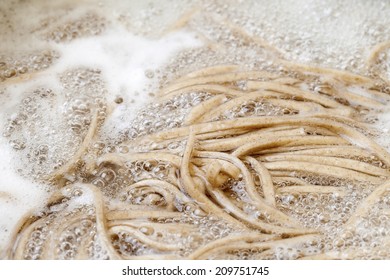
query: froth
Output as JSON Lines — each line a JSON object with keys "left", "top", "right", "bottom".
{"left": 51, "top": 27, "right": 204, "bottom": 137}
{"left": 0, "top": 138, "right": 51, "bottom": 254}
{"left": 0, "top": 91, "right": 53, "bottom": 252}
{"left": 54, "top": 27, "right": 202, "bottom": 101}
{"left": 32, "top": 25, "right": 202, "bottom": 140}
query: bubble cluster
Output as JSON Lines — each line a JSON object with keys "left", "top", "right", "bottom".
{"left": 23, "top": 224, "right": 50, "bottom": 260}
{"left": 18, "top": 183, "right": 114, "bottom": 260}
{"left": 0, "top": 50, "right": 58, "bottom": 82}
{"left": 1, "top": 67, "right": 109, "bottom": 181}
{"left": 215, "top": 99, "right": 297, "bottom": 121}
{"left": 111, "top": 232, "right": 151, "bottom": 257}
{"left": 273, "top": 178, "right": 390, "bottom": 258}
{"left": 86, "top": 159, "right": 178, "bottom": 200}
{"left": 43, "top": 13, "right": 106, "bottom": 43}
{"left": 125, "top": 92, "right": 212, "bottom": 141}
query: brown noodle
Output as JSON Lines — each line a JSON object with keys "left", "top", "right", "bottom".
{"left": 3, "top": 16, "right": 390, "bottom": 260}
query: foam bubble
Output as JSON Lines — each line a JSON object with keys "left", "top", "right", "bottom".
{"left": 53, "top": 26, "right": 201, "bottom": 101}
{"left": 0, "top": 137, "right": 51, "bottom": 254}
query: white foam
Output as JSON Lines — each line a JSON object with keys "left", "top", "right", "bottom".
{"left": 0, "top": 137, "right": 51, "bottom": 254}
{"left": 52, "top": 26, "right": 202, "bottom": 137}
{"left": 62, "top": 185, "right": 94, "bottom": 212}
{"left": 0, "top": 85, "right": 54, "bottom": 255}
{"left": 53, "top": 26, "right": 201, "bottom": 101}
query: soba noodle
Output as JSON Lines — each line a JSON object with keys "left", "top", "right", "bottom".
{"left": 3, "top": 12, "right": 390, "bottom": 260}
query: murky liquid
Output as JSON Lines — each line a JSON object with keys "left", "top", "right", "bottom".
{"left": 1, "top": 0, "right": 390, "bottom": 259}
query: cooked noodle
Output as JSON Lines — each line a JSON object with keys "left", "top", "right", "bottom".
{"left": 4, "top": 13, "right": 390, "bottom": 261}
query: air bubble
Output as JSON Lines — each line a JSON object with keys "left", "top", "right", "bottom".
{"left": 139, "top": 226, "right": 154, "bottom": 235}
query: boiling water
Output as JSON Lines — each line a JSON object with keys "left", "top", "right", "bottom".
{"left": 1, "top": 0, "right": 390, "bottom": 259}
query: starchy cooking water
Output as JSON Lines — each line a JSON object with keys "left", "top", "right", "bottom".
{"left": 1, "top": 0, "right": 390, "bottom": 259}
